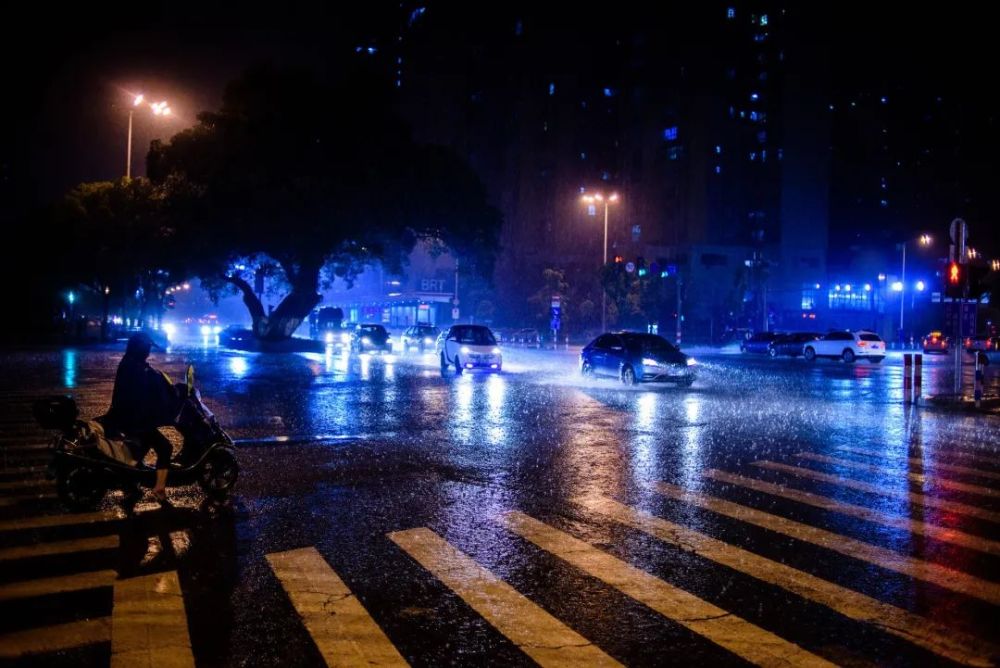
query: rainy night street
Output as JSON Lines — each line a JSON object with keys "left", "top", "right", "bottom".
{"left": 0, "top": 343, "right": 998, "bottom": 667}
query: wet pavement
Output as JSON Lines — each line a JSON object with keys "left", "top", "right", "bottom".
{"left": 1, "top": 343, "right": 998, "bottom": 666}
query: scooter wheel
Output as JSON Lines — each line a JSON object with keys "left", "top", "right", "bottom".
{"left": 198, "top": 448, "right": 239, "bottom": 499}
{"left": 57, "top": 467, "right": 107, "bottom": 510}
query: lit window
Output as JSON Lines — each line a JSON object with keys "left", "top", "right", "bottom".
{"left": 727, "top": 7, "right": 735, "bottom": 18}
{"left": 749, "top": 152, "right": 757, "bottom": 161}
{"left": 880, "top": 199, "right": 889, "bottom": 207}
{"left": 663, "top": 126, "right": 678, "bottom": 141}
{"left": 750, "top": 111, "right": 759, "bottom": 121}
{"left": 715, "top": 145, "right": 722, "bottom": 154}
{"left": 750, "top": 92, "right": 760, "bottom": 101}
{"left": 549, "top": 82, "right": 555, "bottom": 96}
{"left": 603, "top": 87, "right": 615, "bottom": 97}
{"left": 715, "top": 165, "right": 722, "bottom": 174}
{"left": 632, "top": 225, "right": 641, "bottom": 242}
{"left": 601, "top": 171, "right": 610, "bottom": 181}
{"left": 880, "top": 96, "right": 888, "bottom": 104}
{"left": 760, "top": 14, "right": 768, "bottom": 25}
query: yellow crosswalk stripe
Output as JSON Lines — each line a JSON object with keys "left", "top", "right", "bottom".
{"left": 796, "top": 452, "right": 1000, "bottom": 499}
{"left": 111, "top": 571, "right": 194, "bottom": 668}
{"left": 389, "top": 527, "right": 621, "bottom": 667}
{"left": 0, "top": 510, "right": 123, "bottom": 533}
{"left": 836, "top": 446, "right": 1000, "bottom": 481}
{"left": 574, "top": 494, "right": 997, "bottom": 667}
{"left": 0, "top": 569, "right": 117, "bottom": 601}
{"left": 703, "top": 469, "right": 1000, "bottom": 556}
{"left": 752, "top": 461, "right": 1000, "bottom": 524}
{"left": 650, "top": 482, "right": 1000, "bottom": 605}
{"left": 500, "top": 511, "right": 835, "bottom": 668}
{"left": 0, "top": 534, "right": 119, "bottom": 562}
{"left": 266, "top": 546, "right": 409, "bottom": 667}
{"left": 0, "top": 618, "right": 111, "bottom": 658}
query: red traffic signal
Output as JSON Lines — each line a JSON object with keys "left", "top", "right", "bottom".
{"left": 948, "top": 262, "right": 961, "bottom": 285}
{"left": 945, "top": 261, "right": 964, "bottom": 298}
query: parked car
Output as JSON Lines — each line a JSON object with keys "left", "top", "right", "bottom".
{"left": 401, "top": 324, "right": 440, "bottom": 352}
{"left": 740, "top": 331, "right": 778, "bottom": 354}
{"left": 437, "top": 324, "right": 502, "bottom": 373}
{"left": 580, "top": 332, "right": 696, "bottom": 386}
{"left": 965, "top": 336, "right": 999, "bottom": 366}
{"left": 803, "top": 330, "right": 885, "bottom": 363}
{"left": 768, "top": 332, "right": 822, "bottom": 358}
{"left": 922, "top": 331, "right": 950, "bottom": 354}
{"left": 351, "top": 324, "right": 393, "bottom": 353}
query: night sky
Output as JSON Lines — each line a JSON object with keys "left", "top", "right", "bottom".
{"left": 2, "top": 2, "right": 995, "bottom": 253}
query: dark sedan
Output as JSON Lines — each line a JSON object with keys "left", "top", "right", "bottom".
{"left": 768, "top": 332, "right": 822, "bottom": 358}
{"left": 580, "top": 332, "right": 696, "bottom": 386}
{"left": 351, "top": 324, "right": 393, "bottom": 353}
{"left": 740, "top": 331, "right": 778, "bottom": 354}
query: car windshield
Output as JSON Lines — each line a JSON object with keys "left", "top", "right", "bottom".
{"left": 859, "top": 333, "right": 882, "bottom": 342}
{"left": 623, "top": 334, "right": 676, "bottom": 354}
{"left": 454, "top": 327, "right": 496, "bottom": 345}
{"left": 360, "top": 326, "right": 385, "bottom": 334}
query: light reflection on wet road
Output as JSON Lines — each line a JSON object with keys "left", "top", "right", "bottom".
{"left": 0, "top": 344, "right": 998, "bottom": 667}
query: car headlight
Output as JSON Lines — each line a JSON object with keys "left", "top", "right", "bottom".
{"left": 461, "top": 346, "right": 470, "bottom": 353}
{"left": 362, "top": 337, "right": 371, "bottom": 344}
{"left": 424, "top": 337, "right": 433, "bottom": 344}
{"left": 212, "top": 325, "right": 222, "bottom": 334}
{"left": 200, "top": 325, "right": 211, "bottom": 336}
{"left": 492, "top": 347, "right": 501, "bottom": 354}
{"left": 341, "top": 333, "right": 350, "bottom": 344}
{"left": 325, "top": 332, "right": 335, "bottom": 344}
{"left": 686, "top": 357, "right": 697, "bottom": 366}
{"left": 642, "top": 358, "right": 660, "bottom": 367}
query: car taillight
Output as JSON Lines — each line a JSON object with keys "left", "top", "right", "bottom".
{"left": 858, "top": 341, "right": 867, "bottom": 347}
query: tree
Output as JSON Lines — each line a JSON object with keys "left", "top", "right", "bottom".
{"left": 149, "top": 64, "right": 500, "bottom": 341}
{"left": 528, "top": 268, "right": 570, "bottom": 331}
{"left": 51, "top": 178, "right": 179, "bottom": 335}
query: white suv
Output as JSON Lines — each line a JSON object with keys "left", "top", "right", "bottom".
{"left": 438, "top": 325, "right": 502, "bottom": 373}
{"left": 804, "top": 330, "right": 885, "bottom": 364}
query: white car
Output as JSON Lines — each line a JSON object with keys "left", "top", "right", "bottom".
{"left": 803, "top": 330, "right": 885, "bottom": 364}
{"left": 438, "top": 325, "right": 502, "bottom": 373}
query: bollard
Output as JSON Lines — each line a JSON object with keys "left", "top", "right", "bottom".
{"left": 975, "top": 354, "right": 984, "bottom": 408}
{"left": 903, "top": 353, "right": 913, "bottom": 404}
{"left": 914, "top": 353, "right": 922, "bottom": 404}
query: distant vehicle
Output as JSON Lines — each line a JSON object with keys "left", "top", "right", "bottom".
{"left": 512, "top": 328, "right": 541, "bottom": 346}
{"left": 401, "top": 324, "right": 440, "bottom": 352}
{"left": 965, "top": 335, "right": 999, "bottom": 366}
{"left": 312, "top": 307, "right": 349, "bottom": 347}
{"left": 740, "top": 331, "right": 778, "bottom": 354}
{"left": 219, "top": 326, "right": 254, "bottom": 349}
{"left": 803, "top": 330, "right": 885, "bottom": 364}
{"left": 437, "top": 324, "right": 502, "bottom": 373}
{"left": 580, "top": 332, "right": 696, "bottom": 386}
{"left": 351, "top": 324, "right": 392, "bottom": 353}
{"left": 768, "top": 332, "right": 822, "bottom": 358}
{"left": 922, "top": 331, "right": 950, "bottom": 354}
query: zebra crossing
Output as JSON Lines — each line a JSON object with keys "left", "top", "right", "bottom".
{"left": 1, "top": 401, "right": 998, "bottom": 664}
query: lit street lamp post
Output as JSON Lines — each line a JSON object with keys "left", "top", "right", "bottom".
{"left": 897, "top": 234, "right": 932, "bottom": 347}
{"left": 581, "top": 192, "right": 619, "bottom": 332}
{"left": 126, "top": 94, "right": 171, "bottom": 180}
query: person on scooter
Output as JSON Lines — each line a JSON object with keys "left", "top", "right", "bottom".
{"left": 103, "top": 332, "right": 177, "bottom": 504}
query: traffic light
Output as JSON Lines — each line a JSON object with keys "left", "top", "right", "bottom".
{"left": 636, "top": 256, "right": 647, "bottom": 277}
{"left": 945, "top": 261, "right": 964, "bottom": 298}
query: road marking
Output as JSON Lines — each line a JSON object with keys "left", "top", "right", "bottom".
{"left": 499, "top": 511, "right": 835, "bottom": 668}
{"left": 0, "top": 478, "right": 54, "bottom": 491}
{"left": 650, "top": 482, "right": 1000, "bottom": 605}
{"left": 0, "top": 618, "right": 111, "bottom": 658}
{"left": 0, "top": 509, "right": 123, "bottom": 533}
{"left": 835, "top": 446, "right": 1000, "bottom": 481}
{"left": 0, "top": 569, "right": 117, "bottom": 602}
{"left": 574, "top": 494, "right": 998, "bottom": 667}
{"left": 703, "top": 469, "right": 1000, "bottom": 556}
{"left": 111, "top": 571, "right": 194, "bottom": 668}
{"left": 389, "top": 527, "right": 621, "bottom": 667}
{"left": 266, "top": 546, "right": 408, "bottom": 667}
{"left": 752, "top": 461, "right": 1000, "bottom": 524}
{"left": 796, "top": 452, "right": 1000, "bottom": 499}
{"left": 0, "top": 534, "right": 119, "bottom": 562}
{"left": 0, "top": 465, "right": 46, "bottom": 476}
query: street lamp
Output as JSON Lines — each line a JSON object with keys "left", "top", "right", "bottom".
{"left": 126, "top": 94, "right": 171, "bottom": 180}
{"left": 897, "top": 233, "right": 933, "bottom": 346}
{"left": 581, "top": 191, "right": 620, "bottom": 331}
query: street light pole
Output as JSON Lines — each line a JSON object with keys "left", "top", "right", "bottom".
{"left": 602, "top": 199, "right": 608, "bottom": 332}
{"left": 126, "top": 109, "right": 134, "bottom": 180}
{"left": 899, "top": 243, "right": 906, "bottom": 345}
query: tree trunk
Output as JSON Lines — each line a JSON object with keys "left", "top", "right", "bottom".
{"left": 225, "top": 262, "right": 322, "bottom": 342}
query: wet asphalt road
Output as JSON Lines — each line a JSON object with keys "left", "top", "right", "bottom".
{"left": 1, "top": 343, "right": 999, "bottom": 667}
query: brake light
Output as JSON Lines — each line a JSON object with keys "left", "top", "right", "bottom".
{"left": 858, "top": 341, "right": 867, "bottom": 347}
